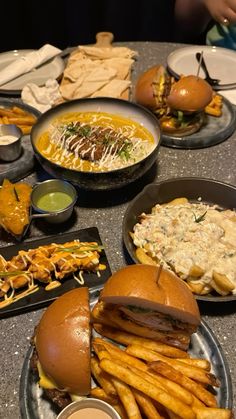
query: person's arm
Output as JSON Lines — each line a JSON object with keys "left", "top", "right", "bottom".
{"left": 174, "top": 0, "right": 212, "bottom": 42}
{"left": 202, "top": 0, "right": 236, "bottom": 24}
{"left": 174, "top": 0, "right": 236, "bottom": 43}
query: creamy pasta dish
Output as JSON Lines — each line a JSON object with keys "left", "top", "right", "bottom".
{"left": 132, "top": 198, "right": 236, "bottom": 296}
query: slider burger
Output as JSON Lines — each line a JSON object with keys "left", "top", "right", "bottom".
{"left": 135, "top": 65, "right": 213, "bottom": 136}
{"left": 31, "top": 287, "right": 91, "bottom": 409}
{"left": 92, "top": 264, "right": 200, "bottom": 350}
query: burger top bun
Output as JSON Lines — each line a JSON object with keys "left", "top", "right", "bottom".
{"left": 167, "top": 75, "right": 213, "bottom": 112}
{"left": 135, "top": 65, "right": 166, "bottom": 109}
{"left": 36, "top": 287, "right": 91, "bottom": 395}
{"left": 100, "top": 264, "right": 200, "bottom": 326}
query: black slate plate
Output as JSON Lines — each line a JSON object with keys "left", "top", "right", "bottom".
{"left": 0, "top": 227, "right": 111, "bottom": 318}
{"left": 123, "top": 177, "right": 236, "bottom": 302}
{"left": 19, "top": 289, "right": 233, "bottom": 419}
{"left": 161, "top": 97, "right": 236, "bottom": 149}
{"left": 0, "top": 98, "right": 41, "bottom": 183}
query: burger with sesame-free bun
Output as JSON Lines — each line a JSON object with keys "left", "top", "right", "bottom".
{"left": 92, "top": 264, "right": 200, "bottom": 351}
{"left": 31, "top": 287, "right": 91, "bottom": 410}
{"left": 135, "top": 65, "right": 213, "bottom": 136}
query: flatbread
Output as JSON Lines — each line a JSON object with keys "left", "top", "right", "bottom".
{"left": 60, "top": 41, "right": 137, "bottom": 101}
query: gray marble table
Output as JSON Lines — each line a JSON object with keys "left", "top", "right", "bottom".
{"left": 0, "top": 42, "right": 235, "bottom": 418}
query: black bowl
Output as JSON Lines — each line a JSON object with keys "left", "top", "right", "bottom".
{"left": 30, "top": 97, "right": 161, "bottom": 191}
{"left": 123, "top": 177, "right": 236, "bottom": 302}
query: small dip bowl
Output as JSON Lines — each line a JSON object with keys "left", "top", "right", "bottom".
{"left": 0, "top": 124, "right": 22, "bottom": 162}
{"left": 56, "top": 398, "right": 121, "bottom": 419}
{"left": 31, "top": 179, "right": 77, "bottom": 224}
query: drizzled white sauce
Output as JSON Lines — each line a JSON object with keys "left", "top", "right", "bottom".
{"left": 37, "top": 112, "right": 156, "bottom": 172}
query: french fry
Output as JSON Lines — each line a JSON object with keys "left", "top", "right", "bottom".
{"left": 17, "top": 125, "right": 32, "bottom": 135}
{"left": 94, "top": 341, "right": 194, "bottom": 407}
{"left": 126, "top": 344, "right": 219, "bottom": 387}
{"left": 99, "top": 358, "right": 196, "bottom": 419}
{"left": 188, "top": 265, "right": 205, "bottom": 278}
{"left": 210, "top": 280, "right": 229, "bottom": 296}
{"left": 90, "top": 387, "right": 117, "bottom": 405}
{"left": 12, "top": 106, "right": 29, "bottom": 115}
{"left": 91, "top": 356, "right": 117, "bottom": 397}
{"left": 93, "top": 324, "right": 189, "bottom": 359}
{"left": 191, "top": 395, "right": 206, "bottom": 408}
{"left": 94, "top": 338, "right": 146, "bottom": 370}
{"left": 133, "top": 388, "right": 163, "bottom": 419}
{"left": 6, "top": 116, "right": 36, "bottom": 125}
{"left": 162, "top": 198, "right": 189, "bottom": 206}
{"left": 148, "top": 361, "right": 217, "bottom": 408}
{"left": 112, "top": 401, "right": 129, "bottom": 419}
{"left": 92, "top": 303, "right": 118, "bottom": 328}
{"left": 111, "top": 376, "right": 142, "bottom": 419}
{"left": 166, "top": 409, "right": 182, "bottom": 419}
{"left": 212, "top": 271, "right": 234, "bottom": 292}
{"left": 192, "top": 407, "right": 232, "bottom": 419}
{"left": 187, "top": 281, "right": 213, "bottom": 295}
{"left": 0, "top": 106, "right": 37, "bottom": 134}
{"left": 2, "top": 116, "right": 9, "bottom": 124}
{"left": 176, "top": 358, "right": 211, "bottom": 371}
{"left": 0, "top": 108, "right": 17, "bottom": 117}
{"left": 127, "top": 363, "right": 193, "bottom": 406}
{"left": 135, "top": 247, "right": 157, "bottom": 265}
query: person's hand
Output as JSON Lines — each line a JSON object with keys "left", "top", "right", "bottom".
{"left": 203, "top": 0, "right": 236, "bottom": 25}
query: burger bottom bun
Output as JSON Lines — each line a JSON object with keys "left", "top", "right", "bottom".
{"left": 36, "top": 287, "right": 91, "bottom": 395}
{"left": 160, "top": 112, "right": 205, "bottom": 137}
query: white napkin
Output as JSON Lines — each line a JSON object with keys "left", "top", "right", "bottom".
{"left": 0, "top": 44, "right": 62, "bottom": 86}
{"left": 219, "top": 90, "right": 236, "bottom": 105}
{"left": 21, "top": 79, "right": 62, "bottom": 113}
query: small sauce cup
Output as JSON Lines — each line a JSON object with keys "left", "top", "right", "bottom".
{"left": 0, "top": 124, "right": 22, "bottom": 162}
{"left": 31, "top": 179, "right": 77, "bottom": 223}
{"left": 56, "top": 399, "right": 121, "bottom": 419}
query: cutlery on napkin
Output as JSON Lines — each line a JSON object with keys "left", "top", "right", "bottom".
{"left": 0, "top": 44, "right": 62, "bottom": 86}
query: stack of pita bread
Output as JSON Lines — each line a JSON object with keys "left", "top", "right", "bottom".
{"left": 60, "top": 37, "right": 137, "bottom": 101}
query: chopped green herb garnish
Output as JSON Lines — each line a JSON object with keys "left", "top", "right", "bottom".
{"left": 0, "top": 270, "right": 29, "bottom": 277}
{"left": 56, "top": 244, "right": 103, "bottom": 253}
{"left": 194, "top": 210, "right": 207, "bottom": 223}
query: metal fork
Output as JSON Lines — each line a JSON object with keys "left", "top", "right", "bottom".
{"left": 196, "top": 52, "right": 221, "bottom": 86}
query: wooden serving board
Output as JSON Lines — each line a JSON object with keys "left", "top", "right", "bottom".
{"left": 60, "top": 32, "right": 131, "bottom": 100}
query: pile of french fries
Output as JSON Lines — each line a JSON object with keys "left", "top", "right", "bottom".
{"left": 0, "top": 106, "right": 37, "bottom": 134}
{"left": 90, "top": 323, "right": 232, "bottom": 419}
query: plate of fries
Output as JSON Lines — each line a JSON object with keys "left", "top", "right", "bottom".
{"left": 20, "top": 288, "right": 233, "bottom": 419}
{"left": 0, "top": 98, "right": 40, "bottom": 135}
{"left": 123, "top": 177, "right": 236, "bottom": 302}
{"left": 0, "top": 98, "right": 41, "bottom": 183}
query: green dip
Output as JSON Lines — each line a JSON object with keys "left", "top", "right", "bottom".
{"left": 36, "top": 191, "right": 73, "bottom": 212}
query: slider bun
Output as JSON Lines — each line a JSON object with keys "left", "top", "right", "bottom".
{"left": 100, "top": 264, "right": 200, "bottom": 325}
{"left": 135, "top": 65, "right": 166, "bottom": 109}
{"left": 36, "top": 288, "right": 91, "bottom": 395}
{"left": 167, "top": 75, "right": 213, "bottom": 112}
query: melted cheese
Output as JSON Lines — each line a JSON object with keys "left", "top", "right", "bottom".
{"left": 37, "top": 361, "right": 58, "bottom": 389}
